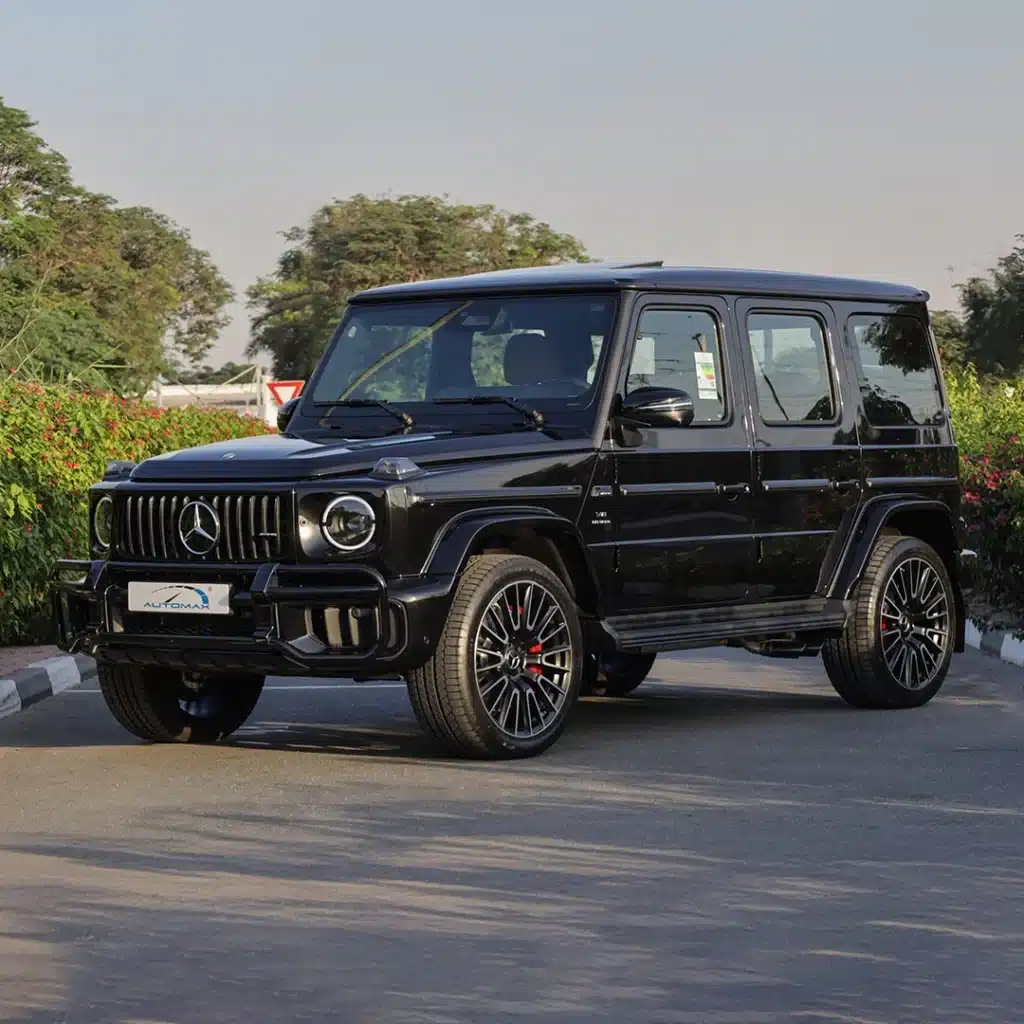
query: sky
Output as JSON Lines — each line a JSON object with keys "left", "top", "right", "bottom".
{"left": 2, "top": 0, "right": 1022, "bottom": 367}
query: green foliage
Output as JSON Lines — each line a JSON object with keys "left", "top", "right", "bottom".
{"left": 946, "top": 364, "right": 1024, "bottom": 457}
{"left": 931, "top": 309, "right": 966, "bottom": 367}
{"left": 946, "top": 363, "right": 1024, "bottom": 632}
{"left": 246, "top": 193, "right": 589, "bottom": 379}
{"left": 0, "top": 375, "right": 271, "bottom": 644}
{"left": 956, "top": 235, "right": 1024, "bottom": 377}
{"left": 0, "top": 97, "right": 233, "bottom": 391}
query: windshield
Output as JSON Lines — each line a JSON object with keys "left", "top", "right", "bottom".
{"left": 309, "top": 294, "right": 617, "bottom": 407}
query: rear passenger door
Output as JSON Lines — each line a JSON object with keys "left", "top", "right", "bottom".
{"left": 734, "top": 298, "right": 862, "bottom": 601}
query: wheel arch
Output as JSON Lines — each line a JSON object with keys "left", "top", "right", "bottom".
{"left": 828, "top": 498, "right": 965, "bottom": 652}
{"left": 422, "top": 509, "right": 604, "bottom": 619}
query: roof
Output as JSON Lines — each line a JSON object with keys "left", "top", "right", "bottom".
{"left": 350, "top": 262, "right": 929, "bottom": 304}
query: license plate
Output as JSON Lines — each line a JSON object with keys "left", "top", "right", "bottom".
{"left": 127, "top": 582, "right": 232, "bottom": 615}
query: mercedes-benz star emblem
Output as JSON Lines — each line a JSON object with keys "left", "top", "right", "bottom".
{"left": 178, "top": 500, "right": 221, "bottom": 556}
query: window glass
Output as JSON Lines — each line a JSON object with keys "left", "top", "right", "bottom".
{"left": 746, "top": 312, "right": 835, "bottom": 423}
{"left": 848, "top": 314, "right": 943, "bottom": 426}
{"left": 310, "top": 295, "right": 617, "bottom": 404}
{"left": 626, "top": 309, "right": 726, "bottom": 423}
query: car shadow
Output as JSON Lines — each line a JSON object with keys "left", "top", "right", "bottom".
{"left": 0, "top": 675, "right": 845, "bottom": 755}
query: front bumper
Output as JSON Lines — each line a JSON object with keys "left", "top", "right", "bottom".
{"left": 52, "top": 559, "right": 455, "bottom": 678}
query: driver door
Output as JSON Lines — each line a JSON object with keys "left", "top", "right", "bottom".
{"left": 608, "top": 296, "right": 757, "bottom": 613}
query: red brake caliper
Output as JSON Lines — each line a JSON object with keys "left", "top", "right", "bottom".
{"left": 528, "top": 643, "right": 543, "bottom": 673}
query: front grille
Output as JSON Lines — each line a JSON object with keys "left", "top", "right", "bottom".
{"left": 118, "top": 493, "right": 285, "bottom": 562}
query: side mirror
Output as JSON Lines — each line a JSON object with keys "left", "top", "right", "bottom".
{"left": 277, "top": 397, "right": 300, "bottom": 432}
{"left": 619, "top": 387, "right": 695, "bottom": 428}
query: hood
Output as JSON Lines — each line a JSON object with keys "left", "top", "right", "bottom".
{"left": 128, "top": 429, "right": 593, "bottom": 482}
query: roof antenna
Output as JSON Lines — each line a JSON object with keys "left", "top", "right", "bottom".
{"left": 593, "top": 258, "right": 664, "bottom": 268}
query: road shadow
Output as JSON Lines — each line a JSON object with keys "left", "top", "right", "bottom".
{"left": 3, "top": 782, "right": 1024, "bottom": 1024}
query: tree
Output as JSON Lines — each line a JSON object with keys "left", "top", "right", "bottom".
{"left": 0, "top": 97, "right": 233, "bottom": 391}
{"left": 246, "top": 193, "right": 589, "bottom": 379}
{"left": 957, "top": 236, "right": 1024, "bottom": 377}
{"left": 930, "top": 310, "right": 966, "bottom": 367}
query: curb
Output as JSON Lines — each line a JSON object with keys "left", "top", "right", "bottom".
{"left": 964, "top": 620, "right": 1024, "bottom": 669}
{"left": 0, "top": 653, "right": 97, "bottom": 723}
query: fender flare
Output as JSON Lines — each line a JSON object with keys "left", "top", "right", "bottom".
{"left": 827, "top": 498, "right": 960, "bottom": 599}
{"left": 826, "top": 497, "right": 965, "bottom": 652}
{"left": 421, "top": 507, "right": 605, "bottom": 616}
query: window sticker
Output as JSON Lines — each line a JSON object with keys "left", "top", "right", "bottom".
{"left": 694, "top": 351, "right": 718, "bottom": 399}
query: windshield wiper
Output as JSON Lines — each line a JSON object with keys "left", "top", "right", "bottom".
{"left": 434, "top": 395, "right": 545, "bottom": 428}
{"left": 318, "top": 398, "right": 414, "bottom": 429}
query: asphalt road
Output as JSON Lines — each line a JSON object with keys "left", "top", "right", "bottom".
{"left": 0, "top": 647, "right": 1022, "bottom": 1024}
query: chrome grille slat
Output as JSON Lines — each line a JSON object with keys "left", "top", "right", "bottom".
{"left": 170, "top": 495, "right": 180, "bottom": 559}
{"left": 135, "top": 497, "right": 144, "bottom": 558}
{"left": 235, "top": 496, "right": 244, "bottom": 563}
{"left": 248, "top": 497, "right": 258, "bottom": 560}
{"left": 118, "top": 491, "right": 284, "bottom": 562}
{"left": 146, "top": 496, "right": 156, "bottom": 559}
{"left": 222, "top": 495, "right": 234, "bottom": 561}
{"left": 158, "top": 496, "right": 168, "bottom": 559}
{"left": 261, "top": 496, "right": 270, "bottom": 559}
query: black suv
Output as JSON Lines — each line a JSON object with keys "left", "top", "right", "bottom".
{"left": 54, "top": 262, "right": 976, "bottom": 758}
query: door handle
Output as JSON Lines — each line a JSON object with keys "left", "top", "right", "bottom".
{"left": 830, "top": 479, "right": 861, "bottom": 492}
{"left": 717, "top": 482, "right": 750, "bottom": 496}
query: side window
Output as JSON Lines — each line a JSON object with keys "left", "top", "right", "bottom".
{"left": 848, "top": 314, "right": 944, "bottom": 426}
{"left": 746, "top": 312, "right": 835, "bottom": 424}
{"left": 626, "top": 308, "right": 726, "bottom": 423}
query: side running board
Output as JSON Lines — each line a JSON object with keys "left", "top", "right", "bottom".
{"left": 601, "top": 599, "right": 849, "bottom": 654}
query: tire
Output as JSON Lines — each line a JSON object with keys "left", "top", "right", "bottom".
{"left": 406, "top": 554, "right": 583, "bottom": 759}
{"left": 822, "top": 534, "right": 955, "bottom": 709}
{"left": 98, "top": 664, "right": 265, "bottom": 743}
{"left": 581, "top": 651, "right": 657, "bottom": 697}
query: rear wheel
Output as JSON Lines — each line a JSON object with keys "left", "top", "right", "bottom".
{"left": 98, "top": 664, "right": 265, "bottom": 742}
{"left": 581, "top": 652, "right": 657, "bottom": 697}
{"left": 406, "top": 554, "right": 582, "bottom": 759}
{"left": 822, "top": 534, "right": 954, "bottom": 709}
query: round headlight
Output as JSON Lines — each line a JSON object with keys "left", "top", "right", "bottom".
{"left": 93, "top": 495, "right": 113, "bottom": 550}
{"left": 320, "top": 495, "right": 376, "bottom": 552}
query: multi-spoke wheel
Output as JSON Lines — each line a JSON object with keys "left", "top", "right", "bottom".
{"left": 474, "top": 579, "right": 573, "bottom": 739}
{"left": 98, "top": 664, "right": 265, "bottom": 742}
{"left": 822, "top": 534, "right": 956, "bottom": 709}
{"left": 406, "top": 554, "right": 583, "bottom": 758}
{"left": 879, "top": 556, "right": 951, "bottom": 691}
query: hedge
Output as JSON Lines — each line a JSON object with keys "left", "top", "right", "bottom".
{"left": 946, "top": 366, "right": 1024, "bottom": 634}
{"left": 0, "top": 376, "right": 272, "bottom": 645}
{"left": 3, "top": 366, "right": 1024, "bottom": 646}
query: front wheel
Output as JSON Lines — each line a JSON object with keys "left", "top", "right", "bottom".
{"left": 406, "top": 554, "right": 583, "bottom": 759}
{"left": 98, "top": 664, "right": 265, "bottom": 742}
{"left": 822, "top": 534, "right": 955, "bottom": 709}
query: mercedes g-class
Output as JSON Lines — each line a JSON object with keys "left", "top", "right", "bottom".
{"left": 53, "top": 262, "right": 976, "bottom": 758}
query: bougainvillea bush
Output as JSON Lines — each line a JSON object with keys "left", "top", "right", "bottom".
{"left": 946, "top": 365, "right": 1024, "bottom": 633}
{"left": 0, "top": 376, "right": 271, "bottom": 644}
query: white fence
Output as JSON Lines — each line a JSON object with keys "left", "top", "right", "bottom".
{"left": 144, "top": 368, "right": 303, "bottom": 426}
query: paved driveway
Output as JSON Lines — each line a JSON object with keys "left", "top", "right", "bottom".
{"left": 0, "top": 647, "right": 1021, "bottom": 1022}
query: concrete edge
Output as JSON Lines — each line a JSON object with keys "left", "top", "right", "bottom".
{"left": 0, "top": 654, "right": 97, "bottom": 723}
{"left": 964, "top": 619, "right": 1024, "bottom": 669}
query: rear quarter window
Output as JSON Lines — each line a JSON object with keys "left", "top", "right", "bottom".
{"left": 847, "top": 313, "right": 944, "bottom": 427}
